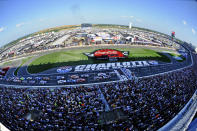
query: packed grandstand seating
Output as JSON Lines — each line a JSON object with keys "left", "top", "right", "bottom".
{"left": 0, "top": 67, "right": 196, "bottom": 130}
{"left": 1, "top": 40, "right": 172, "bottom": 61}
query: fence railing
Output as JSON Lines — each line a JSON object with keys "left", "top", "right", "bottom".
{"left": 0, "top": 123, "right": 10, "bottom": 131}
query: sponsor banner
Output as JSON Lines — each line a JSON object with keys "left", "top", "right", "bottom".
{"left": 56, "top": 61, "right": 158, "bottom": 73}
{"left": 74, "top": 60, "right": 158, "bottom": 72}
{"left": 85, "top": 49, "right": 129, "bottom": 59}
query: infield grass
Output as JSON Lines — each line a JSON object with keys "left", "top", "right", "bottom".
{"left": 28, "top": 48, "right": 171, "bottom": 73}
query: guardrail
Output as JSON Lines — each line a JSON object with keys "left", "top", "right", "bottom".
{"left": 0, "top": 123, "right": 9, "bottom": 131}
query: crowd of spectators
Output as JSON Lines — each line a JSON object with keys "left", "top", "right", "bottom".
{"left": 0, "top": 86, "right": 105, "bottom": 130}
{"left": 101, "top": 67, "right": 197, "bottom": 130}
{"left": 0, "top": 67, "right": 196, "bottom": 130}
{"left": 1, "top": 39, "right": 173, "bottom": 62}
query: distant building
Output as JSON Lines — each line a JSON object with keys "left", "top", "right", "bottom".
{"left": 81, "top": 23, "right": 92, "bottom": 30}
{"left": 129, "top": 22, "right": 132, "bottom": 29}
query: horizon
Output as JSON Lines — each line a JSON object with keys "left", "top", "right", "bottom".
{"left": 0, "top": 23, "right": 188, "bottom": 48}
{"left": 0, "top": 0, "right": 197, "bottom": 47}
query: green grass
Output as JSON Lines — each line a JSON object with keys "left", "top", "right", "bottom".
{"left": 14, "top": 57, "right": 32, "bottom": 76}
{"left": 27, "top": 48, "right": 171, "bottom": 74}
{"left": 2, "top": 61, "right": 12, "bottom": 66}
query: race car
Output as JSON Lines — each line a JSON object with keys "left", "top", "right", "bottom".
{"left": 43, "top": 77, "right": 50, "bottom": 81}
{"left": 77, "top": 78, "right": 86, "bottom": 83}
{"left": 70, "top": 75, "right": 79, "bottom": 79}
{"left": 57, "top": 80, "right": 67, "bottom": 84}
{"left": 39, "top": 80, "right": 47, "bottom": 85}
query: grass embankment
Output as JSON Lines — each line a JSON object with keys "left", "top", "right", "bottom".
{"left": 2, "top": 61, "right": 12, "bottom": 66}
{"left": 14, "top": 57, "right": 32, "bottom": 76}
{"left": 28, "top": 48, "right": 170, "bottom": 74}
{"left": 35, "top": 25, "right": 80, "bottom": 34}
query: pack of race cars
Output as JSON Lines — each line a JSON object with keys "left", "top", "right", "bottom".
{"left": 0, "top": 71, "right": 118, "bottom": 85}
{"left": 57, "top": 72, "right": 117, "bottom": 85}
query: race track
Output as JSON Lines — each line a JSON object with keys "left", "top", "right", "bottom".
{"left": 0, "top": 45, "right": 192, "bottom": 87}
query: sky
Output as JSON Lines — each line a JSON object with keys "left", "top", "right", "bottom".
{"left": 0, "top": 0, "right": 197, "bottom": 47}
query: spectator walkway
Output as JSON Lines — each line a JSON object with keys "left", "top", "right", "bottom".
{"left": 98, "top": 87, "right": 111, "bottom": 111}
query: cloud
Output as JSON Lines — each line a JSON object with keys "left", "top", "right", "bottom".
{"left": 16, "top": 22, "right": 25, "bottom": 28}
{"left": 0, "top": 27, "right": 5, "bottom": 32}
{"left": 182, "top": 20, "right": 187, "bottom": 25}
{"left": 192, "top": 28, "right": 196, "bottom": 35}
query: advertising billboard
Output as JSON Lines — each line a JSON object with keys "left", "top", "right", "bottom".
{"left": 84, "top": 49, "right": 129, "bottom": 59}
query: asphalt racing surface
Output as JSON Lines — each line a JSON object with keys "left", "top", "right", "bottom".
{"left": 0, "top": 45, "right": 192, "bottom": 87}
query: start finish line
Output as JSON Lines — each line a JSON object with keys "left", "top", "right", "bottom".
{"left": 57, "top": 60, "right": 159, "bottom": 73}
{"left": 74, "top": 60, "right": 158, "bottom": 72}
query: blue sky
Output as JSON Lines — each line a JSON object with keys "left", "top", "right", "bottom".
{"left": 0, "top": 0, "right": 197, "bottom": 47}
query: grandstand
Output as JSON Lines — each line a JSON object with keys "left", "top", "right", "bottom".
{"left": 0, "top": 26, "right": 196, "bottom": 130}
{"left": 0, "top": 66, "right": 196, "bottom": 130}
